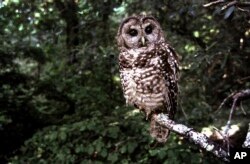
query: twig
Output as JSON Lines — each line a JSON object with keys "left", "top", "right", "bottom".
{"left": 218, "top": 89, "right": 250, "bottom": 134}
{"left": 203, "top": 0, "right": 250, "bottom": 14}
{"left": 230, "top": 89, "right": 250, "bottom": 105}
{"left": 203, "top": 0, "right": 225, "bottom": 8}
{"left": 153, "top": 114, "right": 229, "bottom": 162}
{"left": 217, "top": 92, "right": 235, "bottom": 112}
{"left": 237, "top": 7, "right": 250, "bottom": 14}
{"left": 216, "top": 89, "right": 250, "bottom": 154}
{"left": 243, "top": 123, "right": 250, "bottom": 148}
{"left": 212, "top": 126, "right": 230, "bottom": 154}
{"left": 180, "top": 102, "right": 188, "bottom": 119}
{"left": 236, "top": 76, "right": 250, "bottom": 84}
{"left": 240, "top": 102, "right": 247, "bottom": 115}
{"left": 237, "top": 2, "right": 250, "bottom": 7}
{"left": 223, "top": 96, "right": 237, "bottom": 135}
{"left": 221, "top": 0, "right": 237, "bottom": 11}
{"left": 217, "top": 89, "right": 250, "bottom": 112}
{"left": 139, "top": 89, "right": 250, "bottom": 162}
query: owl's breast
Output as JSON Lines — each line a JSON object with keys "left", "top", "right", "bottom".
{"left": 121, "top": 56, "right": 169, "bottom": 114}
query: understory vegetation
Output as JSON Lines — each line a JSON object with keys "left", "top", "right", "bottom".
{"left": 0, "top": 0, "right": 249, "bottom": 163}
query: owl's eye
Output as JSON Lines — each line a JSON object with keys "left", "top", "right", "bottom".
{"left": 145, "top": 25, "right": 153, "bottom": 34}
{"left": 128, "top": 29, "right": 138, "bottom": 36}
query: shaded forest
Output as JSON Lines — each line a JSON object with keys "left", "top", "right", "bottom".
{"left": 0, "top": 0, "right": 249, "bottom": 163}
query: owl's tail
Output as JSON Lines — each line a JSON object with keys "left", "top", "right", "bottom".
{"left": 150, "top": 114, "right": 170, "bottom": 143}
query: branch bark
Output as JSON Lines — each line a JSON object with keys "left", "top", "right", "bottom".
{"left": 243, "top": 123, "right": 250, "bottom": 148}
{"left": 152, "top": 89, "right": 250, "bottom": 162}
{"left": 153, "top": 114, "right": 230, "bottom": 162}
{"left": 203, "top": 0, "right": 250, "bottom": 13}
{"left": 203, "top": 0, "right": 250, "bottom": 8}
{"left": 218, "top": 89, "right": 250, "bottom": 134}
{"left": 203, "top": 0, "right": 225, "bottom": 8}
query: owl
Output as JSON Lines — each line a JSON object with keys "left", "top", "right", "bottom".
{"left": 117, "top": 15, "right": 179, "bottom": 143}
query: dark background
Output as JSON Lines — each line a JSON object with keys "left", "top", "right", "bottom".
{"left": 0, "top": 0, "right": 249, "bottom": 163}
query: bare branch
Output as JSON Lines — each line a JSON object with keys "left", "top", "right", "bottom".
{"left": 243, "top": 124, "right": 250, "bottom": 148}
{"left": 218, "top": 89, "right": 250, "bottom": 112}
{"left": 237, "top": 7, "right": 250, "bottom": 14}
{"left": 224, "top": 95, "right": 237, "bottom": 135}
{"left": 153, "top": 114, "right": 230, "bottom": 162}
{"left": 217, "top": 89, "right": 250, "bottom": 148}
{"left": 231, "top": 89, "right": 250, "bottom": 101}
{"left": 217, "top": 92, "right": 235, "bottom": 112}
{"left": 203, "top": 0, "right": 225, "bottom": 8}
{"left": 143, "top": 89, "right": 250, "bottom": 162}
{"left": 237, "top": 2, "right": 250, "bottom": 7}
{"left": 203, "top": 0, "right": 250, "bottom": 14}
{"left": 221, "top": 1, "right": 237, "bottom": 11}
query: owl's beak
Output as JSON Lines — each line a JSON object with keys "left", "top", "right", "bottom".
{"left": 141, "top": 37, "right": 146, "bottom": 46}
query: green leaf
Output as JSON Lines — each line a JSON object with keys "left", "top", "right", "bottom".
{"left": 100, "top": 148, "right": 108, "bottom": 158}
{"left": 120, "top": 145, "right": 127, "bottom": 154}
{"left": 95, "top": 140, "right": 104, "bottom": 152}
{"left": 108, "top": 126, "right": 119, "bottom": 139}
{"left": 59, "top": 131, "right": 67, "bottom": 141}
{"left": 149, "top": 149, "right": 159, "bottom": 156}
{"left": 75, "top": 144, "right": 84, "bottom": 153}
{"left": 87, "top": 145, "right": 94, "bottom": 155}
{"left": 127, "top": 141, "right": 138, "bottom": 153}
{"left": 107, "top": 153, "right": 118, "bottom": 162}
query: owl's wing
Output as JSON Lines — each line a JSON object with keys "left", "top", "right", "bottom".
{"left": 167, "top": 45, "right": 180, "bottom": 82}
{"left": 162, "top": 43, "right": 179, "bottom": 119}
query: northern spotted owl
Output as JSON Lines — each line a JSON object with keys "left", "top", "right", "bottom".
{"left": 117, "top": 15, "right": 179, "bottom": 143}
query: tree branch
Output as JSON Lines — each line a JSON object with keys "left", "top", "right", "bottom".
{"left": 152, "top": 89, "right": 250, "bottom": 162}
{"left": 243, "top": 124, "right": 250, "bottom": 148}
{"left": 221, "top": 1, "right": 237, "bottom": 11}
{"left": 203, "top": 0, "right": 250, "bottom": 8}
{"left": 153, "top": 114, "right": 230, "bottom": 162}
{"left": 203, "top": 0, "right": 225, "bottom": 8}
{"left": 203, "top": 0, "right": 250, "bottom": 13}
{"left": 218, "top": 89, "right": 250, "bottom": 135}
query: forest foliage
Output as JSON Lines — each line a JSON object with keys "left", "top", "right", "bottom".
{"left": 0, "top": 0, "right": 249, "bottom": 163}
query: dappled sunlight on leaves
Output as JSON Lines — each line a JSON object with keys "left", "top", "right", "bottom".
{"left": 0, "top": 0, "right": 249, "bottom": 163}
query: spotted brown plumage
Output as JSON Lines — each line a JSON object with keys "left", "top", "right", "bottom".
{"left": 117, "top": 15, "right": 179, "bottom": 143}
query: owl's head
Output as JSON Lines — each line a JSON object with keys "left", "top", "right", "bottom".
{"left": 117, "top": 15, "right": 165, "bottom": 50}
